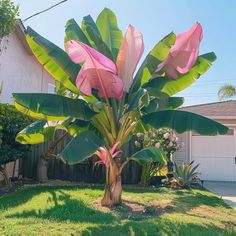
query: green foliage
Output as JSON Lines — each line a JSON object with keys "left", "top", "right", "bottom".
{"left": 96, "top": 8, "right": 123, "bottom": 59}
{"left": 130, "top": 146, "right": 166, "bottom": 165}
{"left": 59, "top": 131, "right": 104, "bottom": 164}
{"left": 135, "top": 128, "right": 179, "bottom": 155}
{"left": 141, "top": 110, "right": 228, "bottom": 135}
{"left": 0, "top": 0, "right": 19, "bottom": 39}
{"left": 131, "top": 32, "right": 176, "bottom": 93}
{"left": 218, "top": 84, "right": 236, "bottom": 101}
{"left": 13, "top": 93, "right": 97, "bottom": 121}
{"left": 25, "top": 27, "right": 80, "bottom": 94}
{"left": 135, "top": 128, "right": 179, "bottom": 184}
{"left": 13, "top": 8, "right": 228, "bottom": 175}
{"left": 0, "top": 103, "right": 33, "bottom": 165}
{"left": 172, "top": 161, "right": 201, "bottom": 188}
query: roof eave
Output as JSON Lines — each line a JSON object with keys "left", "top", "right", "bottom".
{"left": 15, "top": 20, "right": 32, "bottom": 55}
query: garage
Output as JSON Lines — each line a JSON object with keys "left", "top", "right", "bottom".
{"left": 191, "top": 128, "right": 236, "bottom": 181}
{"left": 174, "top": 100, "right": 236, "bottom": 182}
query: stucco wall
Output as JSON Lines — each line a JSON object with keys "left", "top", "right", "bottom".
{"left": 173, "top": 132, "right": 190, "bottom": 164}
{"left": 0, "top": 32, "right": 54, "bottom": 104}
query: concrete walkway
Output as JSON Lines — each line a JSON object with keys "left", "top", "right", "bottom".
{"left": 204, "top": 181, "right": 236, "bottom": 209}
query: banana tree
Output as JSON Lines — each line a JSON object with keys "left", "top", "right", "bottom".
{"left": 14, "top": 8, "right": 228, "bottom": 207}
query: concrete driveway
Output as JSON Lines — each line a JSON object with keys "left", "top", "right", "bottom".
{"left": 204, "top": 181, "right": 236, "bottom": 209}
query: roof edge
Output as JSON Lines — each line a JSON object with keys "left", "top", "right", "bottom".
{"left": 15, "top": 20, "right": 32, "bottom": 55}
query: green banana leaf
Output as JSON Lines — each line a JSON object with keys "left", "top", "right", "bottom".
{"left": 126, "top": 89, "right": 149, "bottom": 113}
{"left": 85, "top": 25, "right": 114, "bottom": 60}
{"left": 16, "top": 120, "right": 56, "bottom": 144}
{"left": 161, "top": 52, "right": 217, "bottom": 96}
{"left": 131, "top": 32, "right": 176, "bottom": 93}
{"left": 141, "top": 110, "right": 228, "bottom": 135}
{"left": 26, "top": 27, "right": 80, "bottom": 94}
{"left": 16, "top": 119, "right": 90, "bottom": 145}
{"left": 59, "top": 131, "right": 104, "bottom": 164}
{"left": 130, "top": 147, "right": 166, "bottom": 165}
{"left": 64, "top": 18, "right": 91, "bottom": 46}
{"left": 13, "top": 93, "right": 97, "bottom": 121}
{"left": 59, "top": 119, "right": 90, "bottom": 137}
{"left": 81, "top": 15, "right": 101, "bottom": 48}
{"left": 96, "top": 8, "right": 123, "bottom": 59}
{"left": 142, "top": 97, "right": 185, "bottom": 113}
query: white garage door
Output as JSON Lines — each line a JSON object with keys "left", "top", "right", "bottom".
{"left": 191, "top": 128, "right": 236, "bottom": 181}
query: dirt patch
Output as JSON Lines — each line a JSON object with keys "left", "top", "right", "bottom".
{"left": 95, "top": 197, "right": 174, "bottom": 220}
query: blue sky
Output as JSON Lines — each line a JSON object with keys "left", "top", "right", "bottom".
{"left": 13, "top": 0, "right": 236, "bottom": 106}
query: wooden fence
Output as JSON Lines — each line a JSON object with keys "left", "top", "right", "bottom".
{"left": 20, "top": 135, "right": 142, "bottom": 184}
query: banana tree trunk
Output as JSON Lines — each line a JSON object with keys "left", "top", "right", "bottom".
{"left": 101, "top": 161, "right": 122, "bottom": 207}
{"left": 0, "top": 165, "right": 12, "bottom": 189}
{"left": 37, "top": 132, "right": 67, "bottom": 183}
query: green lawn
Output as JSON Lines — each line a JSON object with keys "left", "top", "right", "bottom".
{"left": 0, "top": 185, "right": 235, "bottom": 236}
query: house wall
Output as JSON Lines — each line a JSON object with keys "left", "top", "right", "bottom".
{"left": 173, "top": 132, "right": 190, "bottom": 164}
{"left": 0, "top": 32, "right": 54, "bottom": 104}
{"left": 0, "top": 32, "right": 55, "bottom": 183}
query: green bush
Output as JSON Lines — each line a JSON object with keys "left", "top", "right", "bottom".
{"left": 0, "top": 103, "right": 33, "bottom": 165}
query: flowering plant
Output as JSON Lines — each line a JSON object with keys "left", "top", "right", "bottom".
{"left": 135, "top": 128, "right": 181, "bottom": 185}
{"left": 14, "top": 8, "right": 227, "bottom": 206}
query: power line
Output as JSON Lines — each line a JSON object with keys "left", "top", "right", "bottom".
{"left": 23, "top": 0, "right": 69, "bottom": 23}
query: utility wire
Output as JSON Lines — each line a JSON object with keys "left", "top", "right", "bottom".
{"left": 23, "top": 0, "right": 69, "bottom": 23}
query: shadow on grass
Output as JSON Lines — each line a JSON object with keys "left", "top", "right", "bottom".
{"left": 80, "top": 219, "right": 235, "bottom": 236}
{"left": 6, "top": 189, "right": 114, "bottom": 224}
{"left": 2, "top": 184, "right": 235, "bottom": 235}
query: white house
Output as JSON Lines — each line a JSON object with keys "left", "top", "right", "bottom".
{"left": 0, "top": 21, "right": 55, "bottom": 104}
{"left": 0, "top": 22, "right": 55, "bottom": 180}
{"left": 174, "top": 100, "right": 236, "bottom": 182}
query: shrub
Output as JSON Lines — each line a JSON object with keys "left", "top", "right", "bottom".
{"left": 171, "top": 161, "right": 201, "bottom": 188}
{"left": 0, "top": 104, "right": 33, "bottom": 187}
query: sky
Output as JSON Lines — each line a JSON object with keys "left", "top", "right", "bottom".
{"left": 13, "top": 0, "right": 236, "bottom": 106}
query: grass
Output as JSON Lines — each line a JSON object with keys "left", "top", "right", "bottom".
{"left": 0, "top": 185, "right": 236, "bottom": 236}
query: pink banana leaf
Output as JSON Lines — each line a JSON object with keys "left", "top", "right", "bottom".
{"left": 95, "top": 143, "right": 121, "bottom": 167}
{"left": 116, "top": 24, "right": 144, "bottom": 92}
{"left": 66, "top": 40, "right": 124, "bottom": 100}
{"left": 157, "top": 22, "right": 203, "bottom": 79}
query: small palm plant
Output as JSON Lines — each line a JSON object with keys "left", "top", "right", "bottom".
{"left": 14, "top": 8, "right": 228, "bottom": 206}
{"left": 172, "top": 161, "right": 200, "bottom": 188}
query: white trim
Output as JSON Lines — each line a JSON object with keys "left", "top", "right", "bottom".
{"left": 189, "top": 131, "right": 192, "bottom": 162}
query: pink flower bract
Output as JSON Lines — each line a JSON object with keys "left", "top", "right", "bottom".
{"left": 116, "top": 24, "right": 144, "bottom": 92}
{"left": 157, "top": 22, "right": 203, "bottom": 79}
{"left": 66, "top": 40, "right": 124, "bottom": 100}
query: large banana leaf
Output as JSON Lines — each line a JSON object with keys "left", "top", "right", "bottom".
{"left": 13, "top": 93, "right": 96, "bottom": 121}
{"left": 26, "top": 27, "right": 80, "bottom": 94}
{"left": 141, "top": 110, "right": 228, "bottom": 135}
{"left": 84, "top": 25, "right": 114, "bottom": 60}
{"left": 64, "top": 18, "right": 91, "bottom": 46}
{"left": 161, "top": 52, "right": 217, "bottom": 96}
{"left": 131, "top": 32, "right": 176, "bottom": 93}
{"left": 81, "top": 15, "right": 101, "bottom": 48}
{"left": 59, "top": 131, "right": 104, "bottom": 164}
{"left": 16, "top": 120, "right": 56, "bottom": 144}
{"left": 16, "top": 119, "right": 90, "bottom": 145}
{"left": 59, "top": 119, "right": 89, "bottom": 137}
{"left": 130, "top": 147, "right": 166, "bottom": 165}
{"left": 142, "top": 97, "right": 185, "bottom": 114}
{"left": 96, "top": 8, "right": 123, "bottom": 59}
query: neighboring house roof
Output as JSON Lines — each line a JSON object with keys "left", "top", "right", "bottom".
{"left": 180, "top": 100, "right": 236, "bottom": 119}
{"left": 14, "top": 20, "right": 32, "bottom": 55}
